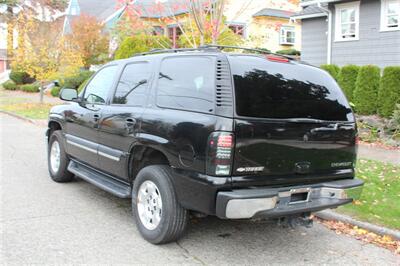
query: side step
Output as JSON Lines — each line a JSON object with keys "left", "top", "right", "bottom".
{"left": 68, "top": 160, "right": 131, "bottom": 198}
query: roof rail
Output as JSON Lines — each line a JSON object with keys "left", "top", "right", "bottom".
{"left": 199, "top": 45, "right": 296, "bottom": 60}
{"left": 131, "top": 45, "right": 296, "bottom": 60}
{"left": 132, "top": 46, "right": 220, "bottom": 57}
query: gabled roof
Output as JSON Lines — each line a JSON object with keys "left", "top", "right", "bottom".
{"left": 291, "top": 5, "right": 327, "bottom": 19}
{"left": 78, "top": 0, "right": 118, "bottom": 21}
{"left": 253, "top": 8, "right": 294, "bottom": 19}
{"left": 135, "top": 0, "right": 208, "bottom": 19}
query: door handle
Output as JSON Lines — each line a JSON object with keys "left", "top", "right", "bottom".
{"left": 93, "top": 114, "right": 101, "bottom": 122}
{"left": 125, "top": 118, "right": 136, "bottom": 126}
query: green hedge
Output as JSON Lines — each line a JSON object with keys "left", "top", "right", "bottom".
{"left": 276, "top": 49, "right": 301, "bottom": 56}
{"left": 20, "top": 83, "right": 40, "bottom": 93}
{"left": 115, "top": 35, "right": 171, "bottom": 59}
{"left": 51, "top": 86, "right": 61, "bottom": 97}
{"left": 337, "top": 65, "right": 359, "bottom": 102}
{"left": 378, "top": 66, "right": 400, "bottom": 118}
{"left": 2, "top": 80, "right": 18, "bottom": 90}
{"left": 9, "top": 71, "right": 34, "bottom": 85}
{"left": 320, "top": 64, "right": 340, "bottom": 81}
{"left": 77, "top": 77, "right": 90, "bottom": 93}
{"left": 353, "top": 65, "right": 381, "bottom": 115}
{"left": 63, "top": 70, "right": 94, "bottom": 89}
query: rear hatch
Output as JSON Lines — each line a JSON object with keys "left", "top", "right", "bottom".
{"left": 228, "top": 55, "right": 356, "bottom": 183}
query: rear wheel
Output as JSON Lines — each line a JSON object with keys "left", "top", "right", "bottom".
{"left": 132, "top": 165, "right": 189, "bottom": 244}
{"left": 48, "top": 131, "right": 74, "bottom": 183}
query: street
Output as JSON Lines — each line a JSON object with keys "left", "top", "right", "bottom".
{"left": 1, "top": 113, "right": 399, "bottom": 265}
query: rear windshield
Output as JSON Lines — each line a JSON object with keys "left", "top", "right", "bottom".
{"left": 229, "top": 55, "right": 353, "bottom": 121}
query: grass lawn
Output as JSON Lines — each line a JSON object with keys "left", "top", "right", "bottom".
{"left": 338, "top": 159, "right": 400, "bottom": 230}
{"left": 0, "top": 88, "right": 55, "bottom": 119}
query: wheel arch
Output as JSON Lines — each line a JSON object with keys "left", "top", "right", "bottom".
{"left": 47, "top": 120, "right": 63, "bottom": 141}
{"left": 128, "top": 144, "right": 172, "bottom": 182}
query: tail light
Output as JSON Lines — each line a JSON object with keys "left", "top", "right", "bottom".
{"left": 206, "top": 132, "right": 234, "bottom": 176}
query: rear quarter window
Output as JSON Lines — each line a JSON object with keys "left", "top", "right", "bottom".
{"left": 156, "top": 56, "right": 215, "bottom": 113}
{"left": 229, "top": 55, "right": 353, "bottom": 121}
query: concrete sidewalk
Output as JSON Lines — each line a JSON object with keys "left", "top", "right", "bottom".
{"left": 358, "top": 144, "right": 400, "bottom": 165}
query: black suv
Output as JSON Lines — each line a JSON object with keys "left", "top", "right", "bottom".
{"left": 47, "top": 46, "right": 363, "bottom": 244}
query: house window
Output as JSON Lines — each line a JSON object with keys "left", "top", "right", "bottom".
{"left": 335, "top": 1, "right": 360, "bottom": 41}
{"left": 153, "top": 26, "right": 164, "bottom": 36}
{"left": 279, "top": 26, "right": 295, "bottom": 45}
{"left": 228, "top": 24, "right": 245, "bottom": 37}
{"left": 381, "top": 0, "right": 400, "bottom": 31}
{"left": 168, "top": 25, "right": 182, "bottom": 48}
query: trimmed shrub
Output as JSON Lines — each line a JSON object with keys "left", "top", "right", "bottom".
{"left": 9, "top": 70, "right": 35, "bottom": 84}
{"left": 2, "top": 80, "right": 18, "bottom": 90}
{"left": 337, "top": 65, "right": 359, "bottom": 102}
{"left": 51, "top": 86, "right": 61, "bottom": 97}
{"left": 353, "top": 65, "right": 381, "bottom": 115}
{"left": 115, "top": 35, "right": 171, "bottom": 60}
{"left": 77, "top": 77, "right": 90, "bottom": 93}
{"left": 378, "top": 66, "right": 400, "bottom": 118}
{"left": 276, "top": 49, "right": 301, "bottom": 56}
{"left": 320, "top": 64, "right": 340, "bottom": 81}
{"left": 63, "top": 70, "right": 94, "bottom": 89}
{"left": 20, "top": 83, "right": 40, "bottom": 93}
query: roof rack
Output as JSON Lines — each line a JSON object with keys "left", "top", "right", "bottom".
{"left": 132, "top": 44, "right": 296, "bottom": 60}
{"left": 199, "top": 45, "right": 296, "bottom": 60}
{"left": 133, "top": 46, "right": 219, "bottom": 57}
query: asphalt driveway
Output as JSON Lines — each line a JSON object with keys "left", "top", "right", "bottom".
{"left": 1, "top": 113, "right": 399, "bottom": 265}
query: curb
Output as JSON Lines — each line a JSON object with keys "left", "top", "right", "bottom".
{"left": 0, "top": 110, "right": 46, "bottom": 127}
{"left": 316, "top": 210, "right": 400, "bottom": 241}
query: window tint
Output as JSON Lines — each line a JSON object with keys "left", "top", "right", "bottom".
{"left": 84, "top": 65, "right": 118, "bottom": 104}
{"left": 157, "top": 56, "right": 215, "bottom": 113}
{"left": 113, "top": 62, "right": 150, "bottom": 106}
{"left": 230, "top": 55, "right": 353, "bottom": 121}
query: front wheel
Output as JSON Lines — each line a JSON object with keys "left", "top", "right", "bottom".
{"left": 48, "top": 131, "right": 74, "bottom": 183}
{"left": 132, "top": 165, "right": 189, "bottom": 244}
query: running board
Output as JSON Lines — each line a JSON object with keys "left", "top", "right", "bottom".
{"left": 68, "top": 160, "right": 131, "bottom": 198}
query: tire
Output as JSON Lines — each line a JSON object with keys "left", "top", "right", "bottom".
{"left": 47, "top": 130, "right": 74, "bottom": 183}
{"left": 132, "top": 165, "right": 189, "bottom": 244}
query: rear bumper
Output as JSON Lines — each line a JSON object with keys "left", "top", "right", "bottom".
{"left": 215, "top": 178, "right": 363, "bottom": 219}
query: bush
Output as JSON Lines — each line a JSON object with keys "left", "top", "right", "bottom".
{"left": 378, "top": 66, "right": 400, "bottom": 118}
{"left": 387, "top": 104, "right": 400, "bottom": 138}
{"left": 353, "top": 65, "right": 381, "bottom": 115}
{"left": 337, "top": 65, "right": 359, "bottom": 102}
{"left": 2, "top": 80, "right": 18, "bottom": 90}
{"left": 20, "top": 83, "right": 40, "bottom": 93}
{"left": 115, "top": 35, "right": 171, "bottom": 60}
{"left": 51, "top": 86, "right": 61, "bottom": 97}
{"left": 276, "top": 49, "right": 301, "bottom": 56}
{"left": 77, "top": 77, "right": 90, "bottom": 93}
{"left": 320, "top": 64, "right": 340, "bottom": 81}
{"left": 63, "top": 70, "right": 94, "bottom": 89}
{"left": 9, "top": 70, "right": 35, "bottom": 85}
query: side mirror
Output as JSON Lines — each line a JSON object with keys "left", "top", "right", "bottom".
{"left": 59, "top": 87, "right": 78, "bottom": 101}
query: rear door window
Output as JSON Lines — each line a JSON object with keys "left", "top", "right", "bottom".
{"left": 113, "top": 62, "right": 150, "bottom": 106}
{"left": 156, "top": 56, "right": 215, "bottom": 113}
{"left": 230, "top": 55, "right": 353, "bottom": 121}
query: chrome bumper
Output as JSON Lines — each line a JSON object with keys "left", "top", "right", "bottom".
{"left": 216, "top": 178, "right": 363, "bottom": 219}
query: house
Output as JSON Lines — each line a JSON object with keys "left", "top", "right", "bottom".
{"left": 63, "top": 0, "right": 301, "bottom": 51}
{"left": 292, "top": 0, "right": 400, "bottom": 67}
{"left": 224, "top": 0, "right": 301, "bottom": 52}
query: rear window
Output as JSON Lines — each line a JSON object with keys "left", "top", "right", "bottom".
{"left": 157, "top": 56, "right": 215, "bottom": 113}
{"left": 230, "top": 55, "right": 353, "bottom": 121}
